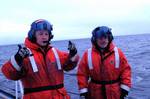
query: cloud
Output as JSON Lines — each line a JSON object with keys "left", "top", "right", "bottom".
{"left": 0, "top": 20, "right": 29, "bottom": 36}
{"left": 0, "top": 0, "right": 150, "bottom": 45}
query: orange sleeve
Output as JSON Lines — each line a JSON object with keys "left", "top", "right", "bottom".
{"left": 77, "top": 51, "right": 89, "bottom": 90}
{"left": 119, "top": 49, "right": 132, "bottom": 88}
{"left": 2, "top": 60, "right": 23, "bottom": 80}
{"left": 56, "top": 49, "right": 79, "bottom": 71}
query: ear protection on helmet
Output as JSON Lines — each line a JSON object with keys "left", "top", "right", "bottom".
{"left": 91, "top": 27, "right": 100, "bottom": 43}
{"left": 28, "top": 19, "right": 53, "bottom": 42}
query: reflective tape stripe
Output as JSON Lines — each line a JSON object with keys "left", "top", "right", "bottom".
{"left": 75, "top": 58, "right": 81, "bottom": 70}
{"left": 79, "top": 88, "right": 88, "bottom": 94}
{"left": 10, "top": 48, "right": 38, "bottom": 72}
{"left": 87, "top": 48, "right": 93, "bottom": 69}
{"left": 16, "top": 81, "right": 24, "bottom": 99}
{"left": 27, "top": 48, "right": 38, "bottom": 72}
{"left": 15, "top": 81, "right": 18, "bottom": 99}
{"left": 70, "top": 54, "right": 78, "bottom": 62}
{"left": 19, "top": 80, "right": 24, "bottom": 99}
{"left": 10, "top": 55, "right": 21, "bottom": 71}
{"left": 120, "top": 84, "right": 130, "bottom": 91}
{"left": 87, "top": 47, "right": 120, "bottom": 69}
{"left": 114, "top": 47, "right": 119, "bottom": 68}
{"left": 52, "top": 48, "right": 61, "bottom": 70}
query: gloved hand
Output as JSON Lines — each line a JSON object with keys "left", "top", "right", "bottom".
{"left": 120, "top": 88, "right": 128, "bottom": 99}
{"left": 68, "top": 40, "right": 77, "bottom": 57}
{"left": 80, "top": 92, "right": 88, "bottom": 99}
{"left": 15, "top": 45, "right": 30, "bottom": 65}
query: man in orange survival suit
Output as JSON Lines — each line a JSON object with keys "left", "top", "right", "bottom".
{"left": 77, "top": 26, "right": 131, "bottom": 99}
{"left": 1, "top": 19, "right": 79, "bottom": 99}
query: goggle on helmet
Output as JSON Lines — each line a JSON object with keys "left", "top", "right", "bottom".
{"left": 28, "top": 19, "right": 53, "bottom": 42}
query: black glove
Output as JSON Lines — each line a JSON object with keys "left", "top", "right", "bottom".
{"left": 15, "top": 45, "right": 30, "bottom": 65}
{"left": 120, "top": 88, "right": 128, "bottom": 99}
{"left": 68, "top": 40, "right": 77, "bottom": 57}
{"left": 80, "top": 92, "right": 88, "bottom": 99}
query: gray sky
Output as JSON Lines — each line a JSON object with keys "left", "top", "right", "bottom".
{"left": 0, "top": 0, "right": 150, "bottom": 45}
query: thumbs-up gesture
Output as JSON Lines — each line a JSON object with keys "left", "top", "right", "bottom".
{"left": 15, "top": 45, "right": 30, "bottom": 65}
{"left": 68, "top": 41, "right": 77, "bottom": 57}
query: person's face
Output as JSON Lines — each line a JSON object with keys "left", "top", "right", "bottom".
{"left": 35, "top": 30, "right": 49, "bottom": 46}
{"left": 96, "top": 36, "right": 109, "bottom": 48}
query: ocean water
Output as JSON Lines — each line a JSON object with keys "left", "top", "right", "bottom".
{"left": 0, "top": 34, "right": 150, "bottom": 99}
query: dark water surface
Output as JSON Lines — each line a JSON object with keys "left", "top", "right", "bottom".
{"left": 0, "top": 34, "right": 150, "bottom": 99}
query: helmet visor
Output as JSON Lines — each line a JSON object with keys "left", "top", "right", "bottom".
{"left": 35, "top": 22, "right": 51, "bottom": 31}
{"left": 95, "top": 30, "right": 108, "bottom": 39}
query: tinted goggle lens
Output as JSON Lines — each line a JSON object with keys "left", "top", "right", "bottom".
{"left": 96, "top": 32, "right": 108, "bottom": 39}
{"left": 36, "top": 23, "right": 50, "bottom": 30}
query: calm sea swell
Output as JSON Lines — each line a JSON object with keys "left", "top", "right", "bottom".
{"left": 0, "top": 34, "right": 150, "bottom": 99}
